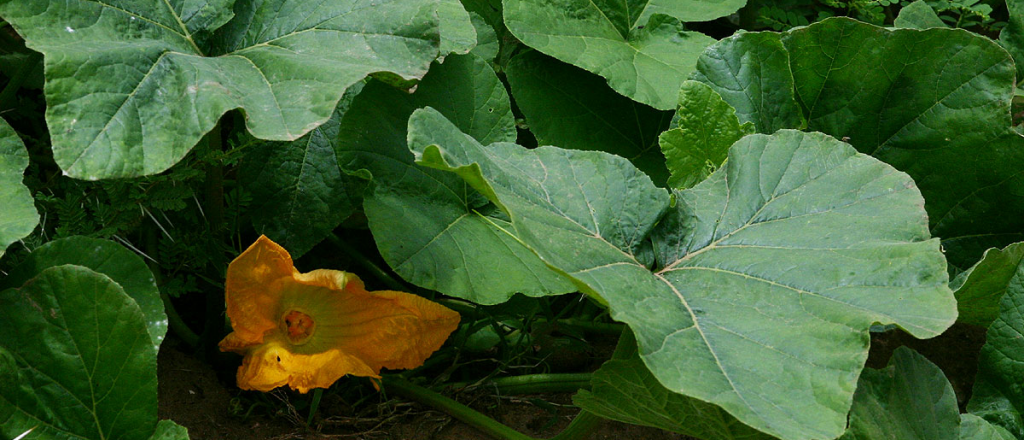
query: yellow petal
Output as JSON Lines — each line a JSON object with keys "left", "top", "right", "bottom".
{"left": 234, "top": 336, "right": 379, "bottom": 393}
{"left": 337, "top": 289, "right": 461, "bottom": 372}
{"left": 288, "top": 270, "right": 461, "bottom": 373}
{"left": 224, "top": 235, "right": 295, "bottom": 345}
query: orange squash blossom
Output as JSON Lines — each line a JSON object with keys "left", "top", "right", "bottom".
{"left": 219, "top": 235, "right": 460, "bottom": 393}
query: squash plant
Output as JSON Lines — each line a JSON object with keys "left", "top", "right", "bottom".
{"left": 1, "top": 0, "right": 1023, "bottom": 439}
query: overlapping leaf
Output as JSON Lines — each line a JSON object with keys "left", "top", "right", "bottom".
{"left": 0, "top": 236, "right": 167, "bottom": 351}
{"left": 575, "top": 330, "right": 774, "bottom": 440}
{"left": 242, "top": 84, "right": 366, "bottom": 258}
{"left": 949, "top": 242, "right": 1024, "bottom": 328}
{"left": 409, "top": 108, "right": 956, "bottom": 439}
{"left": 841, "top": 347, "right": 959, "bottom": 440}
{"left": 658, "top": 80, "right": 753, "bottom": 189}
{"left": 1001, "top": 0, "right": 1024, "bottom": 82}
{"left": 0, "top": 265, "right": 168, "bottom": 440}
{"left": 438, "top": 0, "right": 477, "bottom": 57}
{"left": 468, "top": 13, "right": 499, "bottom": 61}
{"left": 691, "top": 31, "right": 804, "bottom": 134}
{"left": 960, "top": 415, "right": 1015, "bottom": 440}
{"left": 894, "top": 1, "right": 947, "bottom": 29}
{"left": 336, "top": 54, "right": 573, "bottom": 304}
{"left": 503, "top": 0, "right": 739, "bottom": 109}
{"left": 839, "top": 347, "right": 1015, "bottom": 440}
{"left": 694, "top": 17, "right": 1024, "bottom": 270}
{"left": 0, "top": 117, "right": 37, "bottom": 257}
{"left": 968, "top": 261, "right": 1024, "bottom": 438}
{"left": 149, "top": 420, "right": 191, "bottom": 440}
{"left": 0, "top": 0, "right": 444, "bottom": 179}
{"left": 505, "top": 51, "right": 673, "bottom": 184}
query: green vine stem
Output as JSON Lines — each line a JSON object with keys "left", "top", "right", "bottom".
{"left": 201, "top": 122, "right": 226, "bottom": 358}
{"left": 454, "top": 373, "right": 593, "bottom": 394}
{"left": 539, "top": 318, "right": 623, "bottom": 336}
{"left": 162, "top": 289, "right": 200, "bottom": 348}
{"left": 382, "top": 376, "right": 603, "bottom": 440}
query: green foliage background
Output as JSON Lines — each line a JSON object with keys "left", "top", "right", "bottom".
{"left": 1, "top": 1, "right": 1024, "bottom": 440}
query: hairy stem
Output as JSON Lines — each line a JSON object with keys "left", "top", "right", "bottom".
{"left": 455, "top": 373, "right": 593, "bottom": 394}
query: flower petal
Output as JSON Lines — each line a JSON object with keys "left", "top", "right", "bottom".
{"left": 342, "top": 289, "right": 460, "bottom": 371}
{"left": 235, "top": 337, "right": 379, "bottom": 393}
{"left": 288, "top": 270, "right": 460, "bottom": 373}
{"left": 224, "top": 235, "right": 296, "bottom": 344}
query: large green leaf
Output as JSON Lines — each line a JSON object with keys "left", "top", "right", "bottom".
{"left": 0, "top": 236, "right": 167, "bottom": 351}
{"left": 968, "top": 262, "right": 1024, "bottom": 438}
{"left": 0, "top": 265, "right": 164, "bottom": 440}
{"left": 0, "top": 117, "right": 37, "bottom": 258}
{"left": 696, "top": 17, "right": 1024, "bottom": 270}
{"left": 409, "top": 108, "right": 956, "bottom": 439}
{"left": 841, "top": 347, "right": 959, "bottom": 440}
{"left": 692, "top": 31, "right": 804, "bottom": 134}
{"left": 0, "top": 0, "right": 443, "bottom": 179}
{"left": 503, "top": 0, "right": 732, "bottom": 110}
{"left": 336, "top": 54, "right": 574, "bottom": 304}
{"left": 574, "top": 329, "right": 774, "bottom": 440}
{"left": 658, "top": 80, "right": 753, "bottom": 189}
{"left": 949, "top": 242, "right": 1024, "bottom": 328}
{"left": 505, "top": 51, "right": 673, "bottom": 184}
{"left": 242, "top": 83, "right": 366, "bottom": 258}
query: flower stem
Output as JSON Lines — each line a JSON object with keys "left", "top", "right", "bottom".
{"left": 307, "top": 388, "right": 323, "bottom": 426}
{"left": 455, "top": 373, "right": 593, "bottom": 394}
{"left": 382, "top": 376, "right": 602, "bottom": 440}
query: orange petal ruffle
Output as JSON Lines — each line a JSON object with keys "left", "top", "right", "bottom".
{"left": 219, "top": 236, "right": 460, "bottom": 393}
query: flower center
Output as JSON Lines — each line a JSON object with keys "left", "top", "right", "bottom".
{"left": 282, "top": 310, "right": 315, "bottom": 344}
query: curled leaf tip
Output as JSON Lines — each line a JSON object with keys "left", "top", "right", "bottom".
{"left": 220, "top": 235, "right": 460, "bottom": 393}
